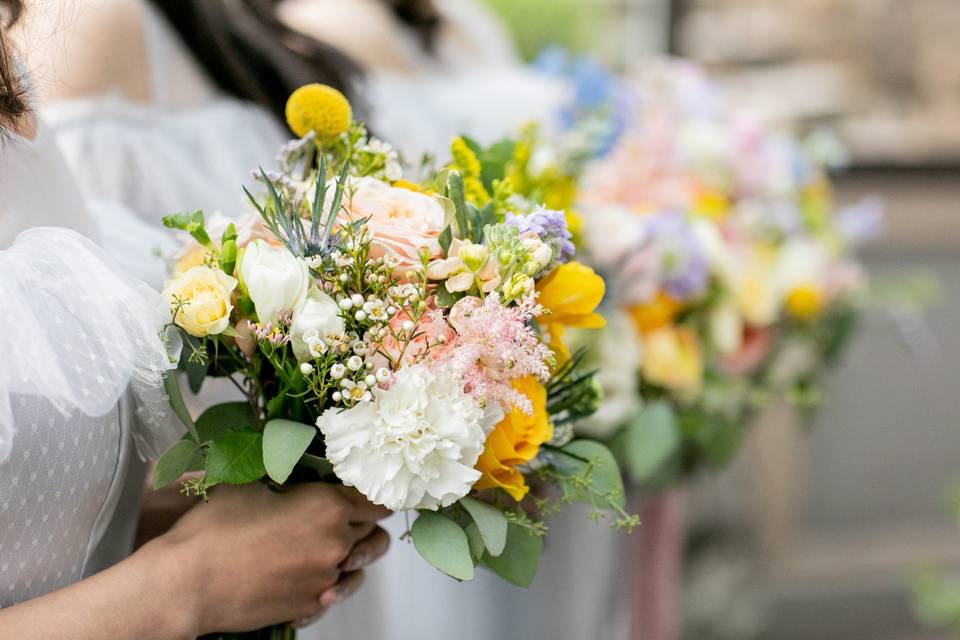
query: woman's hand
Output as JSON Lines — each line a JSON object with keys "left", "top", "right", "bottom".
{"left": 157, "top": 481, "right": 392, "bottom": 635}
{"left": 0, "top": 481, "right": 391, "bottom": 639}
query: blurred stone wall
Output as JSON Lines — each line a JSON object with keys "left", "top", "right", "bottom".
{"left": 674, "top": 0, "right": 960, "bottom": 165}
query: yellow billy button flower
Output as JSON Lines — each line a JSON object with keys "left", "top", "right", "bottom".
{"left": 285, "top": 83, "right": 352, "bottom": 140}
{"left": 535, "top": 262, "right": 606, "bottom": 362}
{"left": 785, "top": 284, "right": 825, "bottom": 321}
{"left": 474, "top": 377, "right": 552, "bottom": 501}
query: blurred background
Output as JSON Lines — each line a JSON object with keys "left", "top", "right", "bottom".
{"left": 482, "top": 1, "right": 960, "bottom": 638}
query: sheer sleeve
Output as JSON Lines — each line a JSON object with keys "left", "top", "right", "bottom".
{"left": 0, "top": 228, "right": 182, "bottom": 465}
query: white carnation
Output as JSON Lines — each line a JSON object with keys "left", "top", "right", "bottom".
{"left": 316, "top": 363, "right": 500, "bottom": 511}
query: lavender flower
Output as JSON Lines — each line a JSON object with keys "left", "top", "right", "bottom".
{"left": 505, "top": 207, "right": 575, "bottom": 270}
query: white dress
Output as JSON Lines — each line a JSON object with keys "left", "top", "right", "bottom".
{"left": 0, "top": 114, "right": 179, "bottom": 607}
{"left": 44, "top": 2, "right": 287, "bottom": 226}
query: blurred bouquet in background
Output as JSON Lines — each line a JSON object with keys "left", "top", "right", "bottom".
{"left": 511, "top": 56, "right": 882, "bottom": 487}
{"left": 155, "top": 83, "right": 635, "bottom": 638}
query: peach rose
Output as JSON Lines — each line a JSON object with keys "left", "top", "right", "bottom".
{"left": 341, "top": 177, "right": 446, "bottom": 272}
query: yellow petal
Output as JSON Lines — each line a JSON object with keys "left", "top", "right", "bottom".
{"left": 536, "top": 262, "right": 606, "bottom": 323}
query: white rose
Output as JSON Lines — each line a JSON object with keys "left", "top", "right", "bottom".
{"left": 240, "top": 239, "right": 310, "bottom": 324}
{"left": 317, "top": 363, "right": 496, "bottom": 511}
{"left": 290, "top": 288, "right": 345, "bottom": 361}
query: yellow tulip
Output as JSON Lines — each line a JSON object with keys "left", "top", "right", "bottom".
{"left": 474, "top": 377, "right": 552, "bottom": 501}
{"left": 626, "top": 292, "right": 683, "bottom": 335}
{"left": 536, "top": 262, "right": 606, "bottom": 362}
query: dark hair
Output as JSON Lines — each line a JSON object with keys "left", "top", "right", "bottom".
{"left": 388, "top": 0, "right": 441, "bottom": 52}
{"left": 146, "top": 0, "right": 365, "bottom": 122}
{"left": 0, "top": 0, "right": 27, "bottom": 126}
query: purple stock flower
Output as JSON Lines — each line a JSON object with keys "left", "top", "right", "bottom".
{"left": 646, "top": 212, "right": 709, "bottom": 300}
{"left": 505, "top": 207, "right": 576, "bottom": 269}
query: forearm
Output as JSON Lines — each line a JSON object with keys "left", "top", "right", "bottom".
{"left": 0, "top": 537, "right": 199, "bottom": 640}
{"left": 136, "top": 475, "right": 200, "bottom": 549}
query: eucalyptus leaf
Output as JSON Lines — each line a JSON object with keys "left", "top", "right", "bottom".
{"left": 482, "top": 523, "right": 542, "bottom": 587}
{"left": 262, "top": 419, "right": 316, "bottom": 484}
{"left": 552, "top": 440, "right": 626, "bottom": 510}
{"left": 205, "top": 432, "right": 266, "bottom": 486}
{"left": 615, "top": 402, "right": 679, "bottom": 483}
{"left": 464, "top": 522, "right": 485, "bottom": 565}
{"left": 153, "top": 439, "right": 201, "bottom": 490}
{"left": 411, "top": 511, "right": 475, "bottom": 581}
{"left": 459, "top": 497, "right": 508, "bottom": 557}
{"left": 195, "top": 402, "right": 256, "bottom": 443}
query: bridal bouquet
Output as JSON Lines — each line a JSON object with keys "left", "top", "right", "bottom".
{"left": 154, "top": 84, "right": 634, "bottom": 610}
{"left": 567, "top": 60, "right": 879, "bottom": 484}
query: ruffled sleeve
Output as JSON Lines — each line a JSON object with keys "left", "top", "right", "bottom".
{"left": 0, "top": 228, "right": 182, "bottom": 464}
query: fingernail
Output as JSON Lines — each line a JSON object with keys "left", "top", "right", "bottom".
{"left": 320, "top": 589, "right": 339, "bottom": 608}
{"left": 345, "top": 553, "right": 368, "bottom": 572}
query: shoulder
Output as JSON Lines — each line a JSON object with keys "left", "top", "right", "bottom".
{"left": 15, "top": 0, "right": 149, "bottom": 103}
{"left": 278, "top": 0, "right": 424, "bottom": 73}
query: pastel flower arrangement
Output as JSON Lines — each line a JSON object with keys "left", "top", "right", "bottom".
{"left": 154, "top": 85, "right": 636, "bottom": 624}
{"left": 526, "top": 57, "right": 880, "bottom": 485}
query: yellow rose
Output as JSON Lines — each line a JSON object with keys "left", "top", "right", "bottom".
{"left": 172, "top": 245, "right": 210, "bottom": 277}
{"left": 474, "top": 377, "right": 552, "bottom": 501}
{"left": 163, "top": 266, "right": 238, "bottom": 338}
{"left": 641, "top": 325, "right": 704, "bottom": 398}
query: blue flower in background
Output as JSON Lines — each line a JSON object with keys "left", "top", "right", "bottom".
{"left": 533, "top": 47, "right": 630, "bottom": 158}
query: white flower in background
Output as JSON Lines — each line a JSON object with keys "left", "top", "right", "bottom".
{"left": 776, "top": 239, "right": 830, "bottom": 320}
{"left": 577, "top": 311, "right": 644, "bottom": 438}
{"left": 709, "top": 304, "right": 744, "bottom": 355}
{"left": 240, "top": 239, "right": 310, "bottom": 323}
{"left": 317, "top": 363, "right": 500, "bottom": 511}
{"left": 580, "top": 204, "right": 646, "bottom": 269}
{"left": 290, "top": 288, "right": 345, "bottom": 361}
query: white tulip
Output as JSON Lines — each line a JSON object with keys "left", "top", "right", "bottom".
{"left": 240, "top": 240, "right": 310, "bottom": 324}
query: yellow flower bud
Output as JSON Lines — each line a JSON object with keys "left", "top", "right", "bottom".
{"left": 785, "top": 284, "right": 825, "bottom": 320}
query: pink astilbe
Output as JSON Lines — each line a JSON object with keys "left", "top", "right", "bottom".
{"left": 434, "top": 294, "right": 553, "bottom": 414}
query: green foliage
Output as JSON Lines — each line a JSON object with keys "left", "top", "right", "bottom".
{"left": 153, "top": 439, "right": 202, "bottom": 489}
{"left": 195, "top": 402, "right": 257, "bottom": 443}
{"left": 481, "top": 0, "right": 599, "bottom": 62}
{"left": 218, "top": 222, "right": 238, "bottom": 275}
{"left": 614, "top": 402, "right": 680, "bottom": 483}
{"left": 162, "top": 210, "right": 212, "bottom": 248}
{"left": 163, "top": 373, "right": 200, "bottom": 443}
{"left": 913, "top": 569, "right": 960, "bottom": 633}
{"left": 459, "top": 497, "right": 508, "bottom": 557}
{"left": 262, "top": 419, "right": 317, "bottom": 484}
{"left": 551, "top": 440, "right": 625, "bottom": 510}
{"left": 205, "top": 432, "right": 266, "bottom": 486}
{"left": 411, "top": 511, "right": 475, "bottom": 581}
{"left": 481, "top": 522, "right": 543, "bottom": 587}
